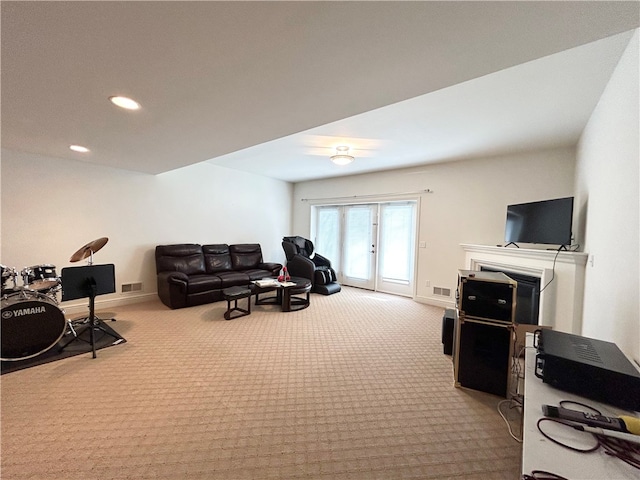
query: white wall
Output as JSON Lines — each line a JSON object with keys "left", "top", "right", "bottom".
{"left": 575, "top": 30, "right": 639, "bottom": 362}
{"left": 292, "top": 147, "right": 576, "bottom": 306}
{"left": 1, "top": 149, "right": 292, "bottom": 312}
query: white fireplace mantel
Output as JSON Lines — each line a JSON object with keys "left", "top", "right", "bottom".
{"left": 461, "top": 244, "right": 588, "bottom": 334}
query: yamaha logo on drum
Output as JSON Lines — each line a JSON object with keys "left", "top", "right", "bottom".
{"left": 3, "top": 306, "right": 47, "bottom": 319}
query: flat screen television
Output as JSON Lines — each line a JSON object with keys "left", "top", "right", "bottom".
{"left": 504, "top": 197, "right": 574, "bottom": 246}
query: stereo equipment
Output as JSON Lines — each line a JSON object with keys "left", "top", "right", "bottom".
{"left": 457, "top": 270, "right": 516, "bottom": 324}
{"left": 536, "top": 329, "right": 640, "bottom": 412}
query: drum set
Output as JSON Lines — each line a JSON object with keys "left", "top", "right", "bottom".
{"left": 1, "top": 237, "right": 110, "bottom": 362}
{"left": 1, "top": 264, "right": 67, "bottom": 361}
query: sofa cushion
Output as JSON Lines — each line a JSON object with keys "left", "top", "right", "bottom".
{"left": 229, "top": 244, "right": 263, "bottom": 270}
{"left": 216, "top": 271, "right": 251, "bottom": 288}
{"left": 187, "top": 274, "right": 223, "bottom": 294}
{"left": 243, "top": 269, "right": 276, "bottom": 281}
{"left": 203, "top": 244, "right": 233, "bottom": 273}
{"left": 155, "top": 244, "right": 206, "bottom": 275}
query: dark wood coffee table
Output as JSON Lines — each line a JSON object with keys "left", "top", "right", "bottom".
{"left": 252, "top": 276, "right": 312, "bottom": 312}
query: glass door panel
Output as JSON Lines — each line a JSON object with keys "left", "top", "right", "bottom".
{"left": 377, "top": 202, "right": 416, "bottom": 296}
{"left": 315, "top": 206, "right": 341, "bottom": 272}
{"left": 342, "top": 204, "right": 377, "bottom": 289}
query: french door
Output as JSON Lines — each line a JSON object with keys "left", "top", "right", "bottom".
{"left": 343, "top": 205, "right": 377, "bottom": 289}
{"left": 314, "top": 201, "right": 417, "bottom": 296}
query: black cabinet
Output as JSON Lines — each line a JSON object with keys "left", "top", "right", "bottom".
{"left": 453, "top": 270, "right": 516, "bottom": 398}
{"left": 457, "top": 270, "right": 516, "bottom": 323}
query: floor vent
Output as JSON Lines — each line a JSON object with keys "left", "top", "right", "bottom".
{"left": 122, "top": 282, "right": 143, "bottom": 293}
{"left": 433, "top": 286, "right": 451, "bottom": 297}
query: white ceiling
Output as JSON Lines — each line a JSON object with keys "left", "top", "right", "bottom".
{"left": 2, "top": 2, "right": 639, "bottom": 183}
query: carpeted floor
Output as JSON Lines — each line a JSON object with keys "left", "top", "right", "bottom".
{"left": 0, "top": 287, "right": 521, "bottom": 479}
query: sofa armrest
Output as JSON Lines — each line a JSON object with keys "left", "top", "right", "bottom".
{"left": 157, "top": 271, "right": 189, "bottom": 309}
{"left": 258, "top": 262, "right": 283, "bottom": 276}
{"left": 159, "top": 271, "right": 188, "bottom": 285}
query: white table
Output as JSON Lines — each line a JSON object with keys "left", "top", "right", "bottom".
{"left": 522, "top": 333, "right": 639, "bottom": 478}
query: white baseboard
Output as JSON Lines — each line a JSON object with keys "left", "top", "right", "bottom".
{"left": 60, "top": 292, "right": 158, "bottom": 316}
{"left": 60, "top": 291, "right": 455, "bottom": 315}
{"left": 414, "top": 295, "right": 456, "bottom": 310}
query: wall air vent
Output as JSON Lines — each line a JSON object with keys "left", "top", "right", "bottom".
{"left": 433, "top": 286, "right": 451, "bottom": 297}
{"left": 122, "top": 282, "right": 143, "bottom": 293}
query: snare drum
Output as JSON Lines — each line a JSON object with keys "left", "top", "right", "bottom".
{"left": 22, "top": 264, "right": 60, "bottom": 291}
{"left": 1, "top": 290, "right": 67, "bottom": 361}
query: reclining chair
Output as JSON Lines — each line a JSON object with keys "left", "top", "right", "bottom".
{"left": 282, "top": 236, "right": 341, "bottom": 295}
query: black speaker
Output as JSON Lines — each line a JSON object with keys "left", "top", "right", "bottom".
{"left": 442, "top": 308, "right": 456, "bottom": 355}
{"left": 454, "top": 317, "right": 511, "bottom": 397}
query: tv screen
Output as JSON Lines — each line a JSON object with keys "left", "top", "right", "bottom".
{"left": 504, "top": 197, "right": 573, "bottom": 246}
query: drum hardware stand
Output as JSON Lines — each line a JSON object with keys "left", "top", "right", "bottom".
{"left": 66, "top": 319, "right": 78, "bottom": 338}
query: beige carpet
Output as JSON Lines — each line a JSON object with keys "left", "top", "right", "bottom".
{"left": 1, "top": 287, "right": 521, "bottom": 479}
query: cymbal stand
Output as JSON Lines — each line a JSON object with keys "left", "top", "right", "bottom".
{"left": 68, "top": 246, "right": 115, "bottom": 327}
{"left": 86, "top": 248, "right": 95, "bottom": 266}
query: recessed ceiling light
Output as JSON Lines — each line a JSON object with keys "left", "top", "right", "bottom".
{"left": 109, "top": 95, "right": 141, "bottom": 110}
{"left": 70, "top": 145, "right": 90, "bottom": 153}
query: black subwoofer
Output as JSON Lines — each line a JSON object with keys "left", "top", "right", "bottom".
{"left": 442, "top": 308, "right": 456, "bottom": 355}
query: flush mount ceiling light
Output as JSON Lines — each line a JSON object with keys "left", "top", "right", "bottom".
{"left": 330, "top": 145, "right": 354, "bottom": 166}
{"left": 69, "top": 145, "right": 90, "bottom": 153}
{"left": 108, "top": 95, "right": 141, "bottom": 110}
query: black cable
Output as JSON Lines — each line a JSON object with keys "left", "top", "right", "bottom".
{"left": 536, "top": 401, "right": 640, "bottom": 470}
{"left": 599, "top": 435, "right": 640, "bottom": 469}
{"left": 536, "top": 417, "right": 600, "bottom": 453}
{"left": 558, "top": 400, "right": 601, "bottom": 416}
{"left": 539, "top": 246, "right": 561, "bottom": 293}
{"left": 522, "top": 470, "right": 570, "bottom": 480}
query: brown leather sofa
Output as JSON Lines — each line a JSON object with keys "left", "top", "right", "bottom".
{"left": 155, "top": 243, "right": 282, "bottom": 309}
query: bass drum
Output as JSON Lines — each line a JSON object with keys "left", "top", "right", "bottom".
{"left": 1, "top": 291, "right": 67, "bottom": 361}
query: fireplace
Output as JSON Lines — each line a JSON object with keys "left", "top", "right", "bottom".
{"left": 480, "top": 267, "right": 541, "bottom": 325}
{"left": 461, "top": 244, "right": 588, "bottom": 334}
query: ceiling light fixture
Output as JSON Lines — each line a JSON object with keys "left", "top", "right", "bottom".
{"left": 70, "top": 145, "right": 90, "bottom": 153}
{"left": 330, "top": 145, "right": 354, "bottom": 166}
{"left": 109, "top": 95, "right": 141, "bottom": 110}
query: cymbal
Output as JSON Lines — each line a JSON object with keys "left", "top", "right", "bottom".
{"left": 70, "top": 237, "right": 109, "bottom": 262}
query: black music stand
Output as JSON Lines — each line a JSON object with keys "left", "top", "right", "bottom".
{"left": 59, "top": 264, "right": 119, "bottom": 358}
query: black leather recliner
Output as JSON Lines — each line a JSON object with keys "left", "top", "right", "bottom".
{"left": 282, "top": 236, "right": 341, "bottom": 295}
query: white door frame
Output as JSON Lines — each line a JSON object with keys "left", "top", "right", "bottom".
{"left": 311, "top": 198, "right": 419, "bottom": 297}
